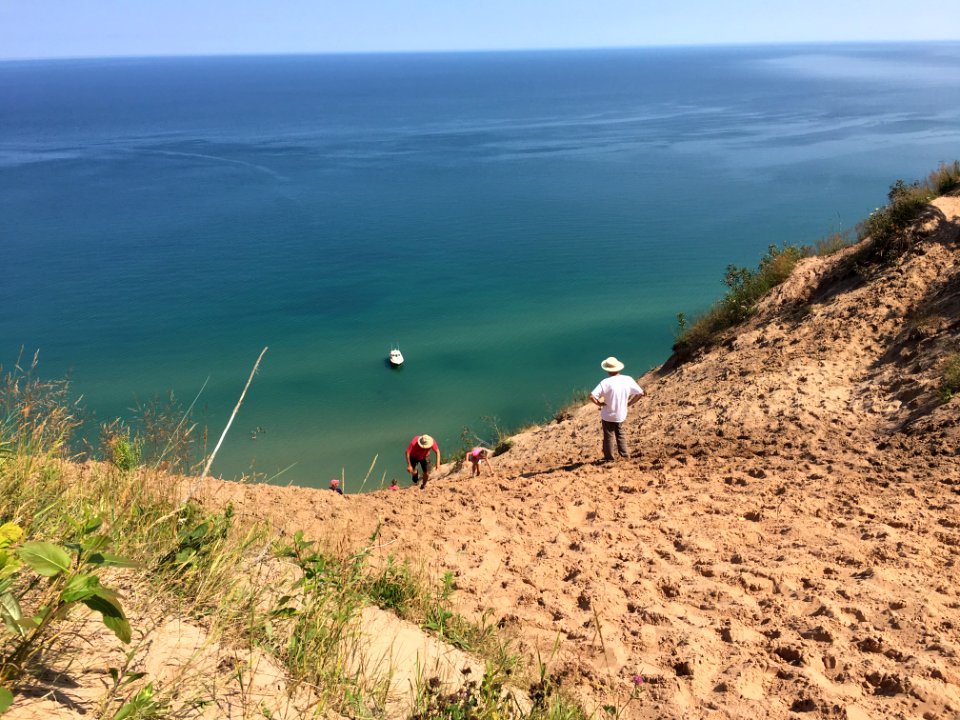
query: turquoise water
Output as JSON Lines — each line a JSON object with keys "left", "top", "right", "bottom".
{"left": 3, "top": 44, "right": 960, "bottom": 487}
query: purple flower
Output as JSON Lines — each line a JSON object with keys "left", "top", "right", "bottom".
{"left": 632, "top": 674, "right": 644, "bottom": 686}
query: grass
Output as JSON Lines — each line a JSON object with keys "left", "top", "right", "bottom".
{"left": 0, "top": 358, "right": 584, "bottom": 718}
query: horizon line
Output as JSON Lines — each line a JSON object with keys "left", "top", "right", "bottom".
{"left": 3, "top": 37, "right": 959, "bottom": 63}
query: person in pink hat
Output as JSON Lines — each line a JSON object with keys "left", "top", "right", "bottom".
{"left": 466, "top": 446, "right": 493, "bottom": 477}
{"left": 589, "top": 356, "right": 644, "bottom": 462}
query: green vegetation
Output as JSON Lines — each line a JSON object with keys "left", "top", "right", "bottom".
{"left": 0, "top": 520, "right": 134, "bottom": 686}
{"left": 451, "top": 417, "right": 516, "bottom": 467}
{"left": 552, "top": 389, "right": 590, "bottom": 424}
{"left": 857, "top": 161, "right": 960, "bottom": 263}
{"left": 412, "top": 643, "right": 586, "bottom": 720}
{"left": 102, "top": 421, "right": 143, "bottom": 471}
{"left": 673, "top": 243, "right": 806, "bottom": 358}
{"left": 673, "top": 161, "right": 960, "bottom": 360}
{"left": 941, "top": 354, "right": 960, "bottom": 402}
{"left": 0, "top": 358, "right": 584, "bottom": 718}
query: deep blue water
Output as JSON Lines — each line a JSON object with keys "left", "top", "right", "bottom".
{"left": 2, "top": 44, "right": 959, "bottom": 488}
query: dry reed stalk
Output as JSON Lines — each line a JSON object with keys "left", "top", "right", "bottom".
{"left": 145, "top": 349, "right": 268, "bottom": 534}
{"left": 181, "top": 347, "right": 268, "bottom": 506}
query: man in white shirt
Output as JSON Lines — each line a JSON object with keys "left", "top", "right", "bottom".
{"left": 589, "top": 356, "right": 645, "bottom": 462}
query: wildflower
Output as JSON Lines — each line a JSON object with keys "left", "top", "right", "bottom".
{"left": 632, "top": 674, "right": 644, "bottom": 685}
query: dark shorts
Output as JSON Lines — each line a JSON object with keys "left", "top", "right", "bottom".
{"left": 409, "top": 456, "right": 429, "bottom": 475}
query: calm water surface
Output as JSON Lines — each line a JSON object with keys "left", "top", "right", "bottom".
{"left": 2, "top": 43, "right": 959, "bottom": 487}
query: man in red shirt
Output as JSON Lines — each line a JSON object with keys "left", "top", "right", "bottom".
{"left": 406, "top": 434, "right": 440, "bottom": 489}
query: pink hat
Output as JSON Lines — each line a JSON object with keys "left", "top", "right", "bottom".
{"left": 330, "top": 478, "right": 340, "bottom": 487}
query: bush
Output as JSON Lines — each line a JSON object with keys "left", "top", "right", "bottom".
{"left": 942, "top": 354, "right": 960, "bottom": 401}
{"left": 673, "top": 243, "right": 805, "bottom": 357}
{"left": 672, "top": 160, "right": 960, "bottom": 363}
{"left": 102, "top": 422, "right": 142, "bottom": 471}
{"left": 857, "top": 180, "right": 931, "bottom": 261}
{"left": 857, "top": 162, "right": 960, "bottom": 263}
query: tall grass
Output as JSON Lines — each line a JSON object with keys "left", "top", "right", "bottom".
{"left": 0, "top": 360, "right": 584, "bottom": 718}
{"left": 0, "top": 352, "right": 81, "bottom": 522}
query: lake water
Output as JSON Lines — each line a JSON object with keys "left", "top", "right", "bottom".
{"left": 2, "top": 43, "right": 959, "bottom": 488}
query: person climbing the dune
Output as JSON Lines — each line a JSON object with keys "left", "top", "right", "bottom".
{"left": 406, "top": 434, "right": 440, "bottom": 489}
{"left": 589, "top": 356, "right": 645, "bottom": 462}
{"left": 466, "top": 446, "right": 493, "bottom": 477}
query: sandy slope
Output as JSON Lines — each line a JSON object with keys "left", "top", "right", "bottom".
{"left": 203, "top": 196, "right": 960, "bottom": 719}
{"left": 11, "top": 197, "right": 958, "bottom": 719}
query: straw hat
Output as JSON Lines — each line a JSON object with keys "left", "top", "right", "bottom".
{"left": 417, "top": 434, "right": 434, "bottom": 449}
{"left": 601, "top": 357, "right": 625, "bottom": 372}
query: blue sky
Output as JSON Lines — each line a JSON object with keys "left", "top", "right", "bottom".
{"left": 2, "top": 0, "right": 958, "bottom": 60}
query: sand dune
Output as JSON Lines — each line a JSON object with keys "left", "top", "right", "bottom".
{"left": 203, "top": 196, "right": 960, "bottom": 718}
{"left": 13, "top": 197, "right": 957, "bottom": 719}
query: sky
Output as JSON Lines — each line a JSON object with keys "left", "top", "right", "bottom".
{"left": 1, "top": 0, "right": 959, "bottom": 60}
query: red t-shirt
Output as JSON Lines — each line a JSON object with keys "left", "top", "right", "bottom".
{"left": 407, "top": 436, "right": 438, "bottom": 461}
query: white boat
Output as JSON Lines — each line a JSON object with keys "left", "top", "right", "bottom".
{"left": 388, "top": 347, "right": 404, "bottom": 367}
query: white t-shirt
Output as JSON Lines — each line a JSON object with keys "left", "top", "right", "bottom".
{"left": 591, "top": 373, "right": 644, "bottom": 423}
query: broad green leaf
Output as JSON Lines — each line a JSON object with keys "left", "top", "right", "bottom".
{"left": 15, "top": 616, "right": 38, "bottom": 633}
{"left": 100, "top": 614, "right": 131, "bottom": 645}
{"left": 111, "top": 683, "right": 154, "bottom": 720}
{"left": 120, "top": 671, "right": 146, "bottom": 687}
{"left": 106, "top": 668, "right": 146, "bottom": 688}
{"left": 0, "top": 686, "right": 12, "bottom": 713}
{"left": 111, "top": 701, "right": 134, "bottom": 720}
{"left": 81, "top": 534, "right": 110, "bottom": 554}
{"left": 61, "top": 573, "right": 100, "bottom": 604}
{"left": 81, "top": 592, "right": 131, "bottom": 644}
{"left": 82, "top": 517, "right": 103, "bottom": 535}
{"left": 179, "top": 522, "right": 209, "bottom": 543}
{"left": 0, "top": 593, "right": 24, "bottom": 638}
{"left": 173, "top": 549, "right": 197, "bottom": 565}
{"left": 0, "top": 523, "right": 22, "bottom": 549}
{"left": 17, "top": 542, "right": 71, "bottom": 577}
{"left": 0, "top": 551, "right": 21, "bottom": 582}
{"left": 87, "top": 552, "right": 139, "bottom": 569}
